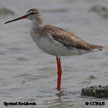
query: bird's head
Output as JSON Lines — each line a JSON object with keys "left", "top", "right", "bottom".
{"left": 5, "top": 8, "right": 43, "bottom": 25}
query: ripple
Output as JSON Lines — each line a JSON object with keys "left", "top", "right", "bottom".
{"left": 0, "top": 52, "right": 6, "bottom": 55}
{"left": 42, "top": 8, "right": 68, "bottom": 13}
{"left": 16, "top": 57, "right": 30, "bottom": 62}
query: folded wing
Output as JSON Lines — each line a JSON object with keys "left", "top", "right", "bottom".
{"left": 40, "top": 25, "right": 103, "bottom": 50}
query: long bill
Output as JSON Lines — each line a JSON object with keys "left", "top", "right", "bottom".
{"left": 4, "top": 15, "right": 28, "bottom": 24}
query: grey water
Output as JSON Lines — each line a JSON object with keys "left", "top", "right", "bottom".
{"left": 0, "top": 0, "right": 108, "bottom": 107}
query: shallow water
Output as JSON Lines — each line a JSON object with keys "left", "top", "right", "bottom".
{"left": 0, "top": 0, "right": 108, "bottom": 107}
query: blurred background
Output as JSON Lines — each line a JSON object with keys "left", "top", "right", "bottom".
{"left": 0, "top": 0, "right": 108, "bottom": 108}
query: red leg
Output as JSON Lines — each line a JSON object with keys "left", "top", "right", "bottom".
{"left": 56, "top": 57, "right": 62, "bottom": 91}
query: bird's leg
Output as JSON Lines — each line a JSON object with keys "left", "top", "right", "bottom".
{"left": 56, "top": 57, "right": 62, "bottom": 91}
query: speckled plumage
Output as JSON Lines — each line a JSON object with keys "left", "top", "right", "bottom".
{"left": 38, "top": 25, "right": 103, "bottom": 51}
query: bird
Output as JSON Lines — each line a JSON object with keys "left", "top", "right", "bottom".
{"left": 5, "top": 8, "right": 103, "bottom": 91}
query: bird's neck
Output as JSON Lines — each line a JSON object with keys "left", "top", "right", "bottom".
{"left": 32, "top": 16, "right": 43, "bottom": 28}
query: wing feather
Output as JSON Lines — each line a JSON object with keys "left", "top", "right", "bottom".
{"left": 40, "top": 25, "right": 103, "bottom": 50}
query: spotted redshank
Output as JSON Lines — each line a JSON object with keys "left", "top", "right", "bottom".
{"left": 5, "top": 8, "right": 103, "bottom": 91}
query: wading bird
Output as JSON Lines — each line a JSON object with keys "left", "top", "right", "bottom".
{"left": 5, "top": 8, "right": 103, "bottom": 91}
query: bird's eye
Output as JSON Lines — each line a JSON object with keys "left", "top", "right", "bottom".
{"left": 31, "top": 12, "right": 34, "bottom": 15}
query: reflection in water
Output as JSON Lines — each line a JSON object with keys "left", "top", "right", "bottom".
{"left": 56, "top": 91, "right": 64, "bottom": 98}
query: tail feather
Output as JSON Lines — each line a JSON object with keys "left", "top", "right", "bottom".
{"left": 88, "top": 44, "right": 103, "bottom": 51}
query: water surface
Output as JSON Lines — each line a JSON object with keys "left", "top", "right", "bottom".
{"left": 0, "top": 0, "right": 108, "bottom": 107}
